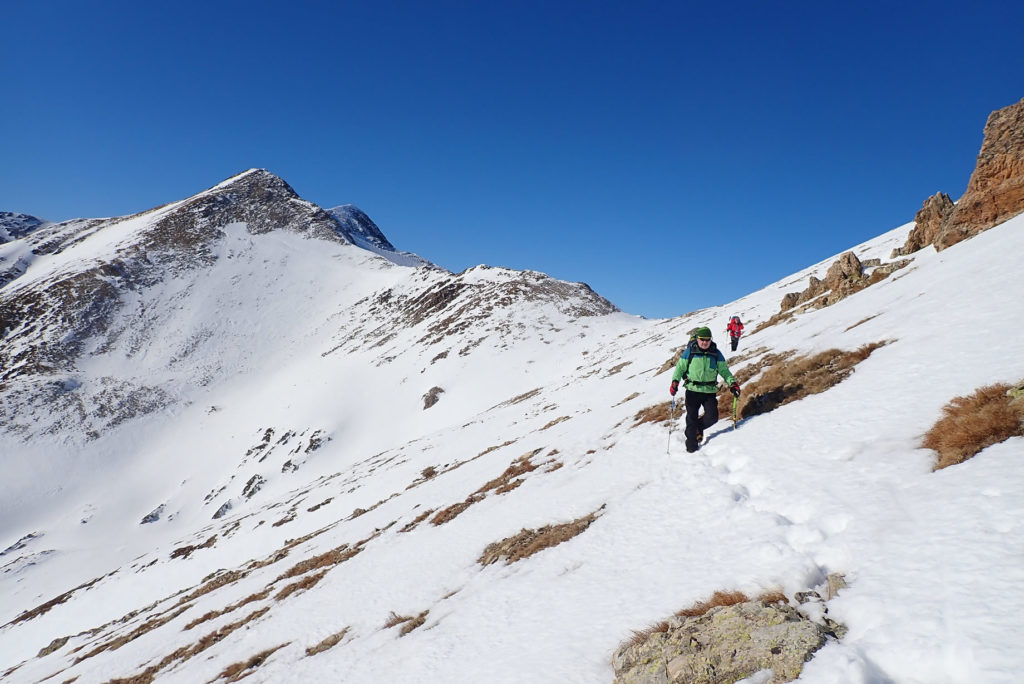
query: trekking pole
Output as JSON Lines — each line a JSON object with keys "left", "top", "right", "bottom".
{"left": 667, "top": 397, "right": 676, "bottom": 454}
{"left": 732, "top": 395, "right": 739, "bottom": 431}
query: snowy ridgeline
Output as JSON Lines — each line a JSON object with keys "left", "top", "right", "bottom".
{"left": 1, "top": 190, "right": 1023, "bottom": 683}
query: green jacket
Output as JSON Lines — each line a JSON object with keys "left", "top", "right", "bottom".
{"left": 672, "top": 341, "right": 736, "bottom": 393}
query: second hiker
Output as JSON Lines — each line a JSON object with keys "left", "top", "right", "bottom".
{"left": 726, "top": 315, "right": 744, "bottom": 352}
{"left": 669, "top": 327, "right": 740, "bottom": 453}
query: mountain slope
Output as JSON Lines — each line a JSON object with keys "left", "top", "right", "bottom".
{"left": 1, "top": 177, "right": 1023, "bottom": 683}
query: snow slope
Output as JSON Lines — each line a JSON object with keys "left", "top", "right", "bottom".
{"left": 1, "top": 199, "right": 1023, "bottom": 683}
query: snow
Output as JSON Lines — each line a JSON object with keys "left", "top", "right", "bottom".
{"left": 1, "top": 208, "right": 1023, "bottom": 683}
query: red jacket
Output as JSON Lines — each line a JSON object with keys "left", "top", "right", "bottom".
{"left": 727, "top": 318, "right": 744, "bottom": 337}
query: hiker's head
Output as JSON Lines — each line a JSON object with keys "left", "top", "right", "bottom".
{"left": 695, "top": 326, "right": 712, "bottom": 347}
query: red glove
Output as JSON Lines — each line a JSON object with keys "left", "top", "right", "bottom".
{"left": 670, "top": 380, "right": 679, "bottom": 396}
{"left": 729, "top": 382, "right": 740, "bottom": 398}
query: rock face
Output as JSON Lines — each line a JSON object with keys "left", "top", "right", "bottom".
{"left": 897, "top": 192, "right": 954, "bottom": 255}
{"left": 895, "top": 98, "right": 1024, "bottom": 255}
{"left": 328, "top": 204, "right": 396, "bottom": 251}
{"left": 612, "top": 600, "right": 832, "bottom": 684}
{"left": 0, "top": 212, "right": 46, "bottom": 243}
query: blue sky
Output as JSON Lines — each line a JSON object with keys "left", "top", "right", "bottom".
{"left": 3, "top": 1, "right": 1022, "bottom": 318}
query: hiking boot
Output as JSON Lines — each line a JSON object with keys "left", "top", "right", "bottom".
{"left": 696, "top": 430, "right": 704, "bottom": 443}
{"left": 686, "top": 444, "right": 699, "bottom": 453}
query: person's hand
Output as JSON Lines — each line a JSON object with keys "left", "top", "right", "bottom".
{"left": 670, "top": 380, "right": 679, "bottom": 396}
{"left": 729, "top": 382, "right": 741, "bottom": 398}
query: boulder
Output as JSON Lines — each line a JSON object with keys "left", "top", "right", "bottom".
{"left": 612, "top": 600, "right": 833, "bottom": 684}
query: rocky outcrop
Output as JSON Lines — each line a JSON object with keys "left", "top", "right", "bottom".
{"left": 780, "top": 251, "right": 862, "bottom": 311}
{"left": 895, "top": 98, "right": 1024, "bottom": 256}
{"left": 896, "top": 192, "right": 954, "bottom": 256}
{"left": 0, "top": 212, "right": 46, "bottom": 243}
{"left": 612, "top": 598, "right": 839, "bottom": 684}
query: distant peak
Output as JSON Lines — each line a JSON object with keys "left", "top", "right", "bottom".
{"left": 207, "top": 168, "right": 298, "bottom": 198}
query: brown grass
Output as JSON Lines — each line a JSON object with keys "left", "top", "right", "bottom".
{"left": 305, "top": 628, "right": 350, "bottom": 656}
{"left": 633, "top": 402, "right": 672, "bottom": 426}
{"left": 399, "top": 610, "right": 429, "bottom": 636}
{"left": 923, "top": 383, "right": 1024, "bottom": 470}
{"left": 540, "top": 416, "right": 571, "bottom": 430}
{"left": 675, "top": 590, "right": 750, "bottom": 618}
{"left": 627, "top": 620, "right": 670, "bottom": 648}
{"left": 184, "top": 588, "right": 272, "bottom": 630}
{"left": 431, "top": 449, "right": 548, "bottom": 526}
{"left": 5, "top": 577, "right": 102, "bottom": 627}
{"left": 749, "top": 308, "right": 799, "bottom": 336}
{"left": 306, "top": 497, "right": 333, "bottom": 512}
{"left": 400, "top": 508, "right": 435, "bottom": 532}
{"left": 274, "top": 569, "right": 329, "bottom": 601}
{"left": 614, "top": 392, "right": 640, "bottom": 407}
{"left": 214, "top": 642, "right": 289, "bottom": 682}
{"left": 430, "top": 497, "right": 483, "bottom": 525}
{"left": 733, "top": 343, "right": 887, "bottom": 419}
{"left": 106, "top": 607, "right": 271, "bottom": 684}
{"left": 275, "top": 544, "right": 362, "bottom": 582}
{"left": 75, "top": 605, "right": 192, "bottom": 662}
{"left": 623, "top": 589, "right": 788, "bottom": 652}
{"left": 476, "top": 449, "right": 543, "bottom": 495}
{"left": 478, "top": 510, "right": 601, "bottom": 565}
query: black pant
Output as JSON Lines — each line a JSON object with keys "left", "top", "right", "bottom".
{"left": 730, "top": 335, "right": 740, "bottom": 351}
{"left": 685, "top": 389, "right": 719, "bottom": 450}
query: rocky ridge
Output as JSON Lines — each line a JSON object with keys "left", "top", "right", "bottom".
{"left": 896, "top": 97, "right": 1024, "bottom": 255}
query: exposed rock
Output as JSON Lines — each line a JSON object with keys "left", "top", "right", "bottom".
{"left": 779, "top": 252, "right": 869, "bottom": 312}
{"left": 0, "top": 211, "right": 46, "bottom": 243}
{"left": 140, "top": 504, "right": 166, "bottom": 524}
{"left": 894, "top": 98, "right": 1024, "bottom": 256}
{"left": 36, "top": 636, "right": 69, "bottom": 657}
{"left": 941, "top": 98, "right": 1024, "bottom": 248}
{"left": 895, "top": 192, "right": 954, "bottom": 256}
{"left": 423, "top": 386, "right": 444, "bottom": 409}
{"left": 328, "top": 204, "right": 396, "bottom": 251}
{"left": 612, "top": 600, "right": 833, "bottom": 684}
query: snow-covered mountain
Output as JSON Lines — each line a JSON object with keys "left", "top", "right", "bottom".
{"left": 1, "top": 169, "right": 1022, "bottom": 684}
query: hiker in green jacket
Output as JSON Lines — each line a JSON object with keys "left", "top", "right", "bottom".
{"left": 669, "top": 326, "right": 740, "bottom": 453}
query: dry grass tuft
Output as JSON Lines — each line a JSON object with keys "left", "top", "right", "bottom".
{"left": 400, "top": 508, "right": 435, "bottom": 533}
{"left": 170, "top": 535, "right": 217, "bottom": 560}
{"left": 431, "top": 449, "right": 549, "bottom": 526}
{"left": 399, "top": 610, "right": 429, "bottom": 636}
{"left": 478, "top": 509, "right": 600, "bottom": 566}
{"left": 274, "top": 569, "right": 329, "bottom": 601}
{"left": 184, "top": 588, "right": 272, "bottom": 630}
{"left": 275, "top": 544, "right": 362, "bottom": 582}
{"left": 305, "top": 627, "right": 350, "bottom": 656}
{"left": 675, "top": 590, "right": 750, "bottom": 618}
{"left": 732, "top": 343, "right": 887, "bottom": 420}
{"left": 633, "top": 402, "right": 671, "bottom": 426}
{"left": 6, "top": 578, "right": 102, "bottom": 627}
{"left": 75, "top": 605, "right": 192, "bottom": 662}
{"left": 476, "top": 449, "right": 543, "bottom": 495}
{"left": 213, "top": 642, "right": 289, "bottom": 682}
{"left": 382, "top": 610, "right": 429, "bottom": 636}
{"left": 627, "top": 620, "right": 670, "bottom": 648}
{"left": 923, "top": 383, "right": 1024, "bottom": 470}
{"left": 430, "top": 496, "right": 483, "bottom": 526}
{"left": 106, "top": 607, "right": 271, "bottom": 683}
{"left": 540, "top": 415, "right": 571, "bottom": 430}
